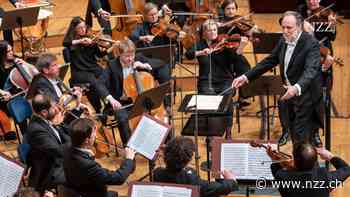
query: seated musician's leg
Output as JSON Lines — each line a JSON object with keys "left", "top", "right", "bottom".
{"left": 152, "top": 63, "right": 172, "bottom": 108}
{"left": 278, "top": 100, "right": 291, "bottom": 146}
{"left": 114, "top": 109, "right": 131, "bottom": 146}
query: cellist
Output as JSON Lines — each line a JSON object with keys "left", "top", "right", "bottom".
{"left": 96, "top": 38, "right": 153, "bottom": 146}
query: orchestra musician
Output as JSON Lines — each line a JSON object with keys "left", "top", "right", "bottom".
{"left": 96, "top": 38, "right": 153, "bottom": 146}
{"left": 153, "top": 136, "right": 238, "bottom": 197}
{"left": 64, "top": 118, "right": 136, "bottom": 197}
{"left": 27, "top": 53, "right": 81, "bottom": 103}
{"left": 85, "top": 0, "right": 112, "bottom": 36}
{"left": 63, "top": 17, "right": 106, "bottom": 113}
{"left": 185, "top": 19, "right": 249, "bottom": 138}
{"left": 26, "top": 93, "right": 71, "bottom": 193}
{"left": 267, "top": 143, "right": 350, "bottom": 197}
{"left": 232, "top": 11, "right": 323, "bottom": 147}
{"left": 129, "top": 2, "right": 172, "bottom": 87}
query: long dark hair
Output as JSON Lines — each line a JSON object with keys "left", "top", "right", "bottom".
{"left": 221, "top": 0, "right": 238, "bottom": 11}
{"left": 63, "top": 16, "right": 86, "bottom": 46}
{"left": 0, "top": 40, "right": 9, "bottom": 68}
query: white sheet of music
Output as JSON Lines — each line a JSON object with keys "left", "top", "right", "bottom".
{"left": 0, "top": 155, "right": 24, "bottom": 197}
{"left": 131, "top": 185, "right": 163, "bottom": 197}
{"left": 187, "top": 95, "right": 223, "bottom": 110}
{"left": 163, "top": 186, "right": 191, "bottom": 197}
{"left": 127, "top": 115, "right": 168, "bottom": 160}
{"left": 131, "top": 185, "right": 192, "bottom": 197}
{"left": 220, "top": 143, "right": 275, "bottom": 180}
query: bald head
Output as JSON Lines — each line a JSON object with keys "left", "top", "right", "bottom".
{"left": 293, "top": 143, "right": 318, "bottom": 171}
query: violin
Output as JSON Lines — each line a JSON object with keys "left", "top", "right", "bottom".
{"left": 250, "top": 141, "right": 294, "bottom": 170}
{"left": 320, "top": 46, "right": 344, "bottom": 68}
{"left": 210, "top": 33, "right": 259, "bottom": 53}
{"left": 306, "top": 4, "right": 344, "bottom": 25}
{"left": 150, "top": 18, "right": 182, "bottom": 39}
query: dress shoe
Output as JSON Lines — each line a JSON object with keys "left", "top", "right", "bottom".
{"left": 312, "top": 132, "right": 323, "bottom": 147}
{"left": 278, "top": 131, "right": 289, "bottom": 146}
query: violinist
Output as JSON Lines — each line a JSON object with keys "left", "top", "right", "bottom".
{"left": 64, "top": 118, "right": 136, "bottom": 197}
{"left": 63, "top": 17, "right": 106, "bottom": 113}
{"left": 185, "top": 19, "right": 248, "bottom": 138}
{"left": 27, "top": 53, "right": 81, "bottom": 103}
{"left": 129, "top": 2, "right": 173, "bottom": 108}
{"left": 96, "top": 38, "right": 153, "bottom": 146}
{"left": 267, "top": 143, "right": 350, "bottom": 197}
{"left": 26, "top": 93, "right": 71, "bottom": 194}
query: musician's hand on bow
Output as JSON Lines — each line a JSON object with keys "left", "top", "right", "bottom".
{"left": 196, "top": 48, "right": 212, "bottom": 56}
{"left": 231, "top": 75, "right": 248, "bottom": 88}
{"left": 125, "top": 147, "right": 136, "bottom": 160}
{"left": 134, "top": 61, "right": 152, "bottom": 71}
{"left": 281, "top": 85, "right": 298, "bottom": 100}
{"left": 1, "top": 91, "right": 12, "bottom": 102}
{"left": 328, "top": 14, "right": 337, "bottom": 25}
{"left": 98, "top": 9, "right": 111, "bottom": 21}
{"left": 221, "top": 170, "right": 236, "bottom": 181}
{"left": 161, "top": 4, "right": 172, "bottom": 16}
{"left": 322, "top": 54, "right": 334, "bottom": 71}
{"left": 80, "top": 37, "right": 94, "bottom": 46}
{"left": 14, "top": 58, "right": 25, "bottom": 65}
{"left": 140, "top": 35, "right": 155, "bottom": 43}
{"left": 108, "top": 96, "right": 122, "bottom": 110}
{"left": 266, "top": 145, "right": 280, "bottom": 161}
{"left": 72, "top": 86, "right": 83, "bottom": 103}
{"left": 52, "top": 105, "right": 65, "bottom": 125}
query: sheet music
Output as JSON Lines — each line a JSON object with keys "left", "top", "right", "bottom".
{"left": 131, "top": 185, "right": 162, "bottom": 197}
{"left": 0, "top": 155, "right": 24, "bottom": 197}
{"left": 187, "top": 95, "right": 223, "bottom": 110}
{"left": 127, "top": 115, "right": 168, "bottom": 160}
{"left": 163, "top": 186, "right": 192, "bottom": 197}
{"left": 220, "top": 143, "right": 275, "bottom": 180}
{"left": 131, "top": 185, "right": 192, "bottom": 197}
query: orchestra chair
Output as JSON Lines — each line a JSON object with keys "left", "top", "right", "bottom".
{"left": 17, "top": 134, "right": 31, "bottom": 186}
{"left": 7, "top": 96, "right": 33, "bottom": 144}
{"left": 57, "top": 185, "right": 81, "bottom": 197}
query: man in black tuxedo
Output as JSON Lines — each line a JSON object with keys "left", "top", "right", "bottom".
{"left": 267, "top": 143, "right": 350, "bottom": 197}
{"left": 26, "top": 93, "right": 71, "bottom": 193}
{"left": 64, "top": 118, "right": 136, "bottom": 197}
{"left": 232, "top": 11, "right": 323, "bottom": 146}
{"left": 96, "top": 38, "right": 154, "bottom": 146}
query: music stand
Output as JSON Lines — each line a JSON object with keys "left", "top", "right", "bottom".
{"left": 128, "top": 82, "right": 171, "bottom": 119}
{"left": 127, "top": 82, "right": 170, "bottom": 182}
{"left": 0, "top": 6, "right": 40, "bottom": 57}
{"left": 240, "top": 76, "right": 284, "bottom": 140}
{"left": 179, "top": 93, "right": 232, "bottom": 181}
{"left": 136, "top": 44, "right": 176, "bottom": 67}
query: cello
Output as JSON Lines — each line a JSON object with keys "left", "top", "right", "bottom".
{"left": 109, "top": 0, "right": 145, "bottom": 40}
{"left": 123, "top": 68, "right": 167, "bottom": 130}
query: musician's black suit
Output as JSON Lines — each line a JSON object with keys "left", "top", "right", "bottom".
{"left": 64, "top": 147, "right": 134, "bottom": 197}
{"left": 271, "top": 156, "right": 350, "bottom": 197}
{"left": 244, "top": 32, "right": 323, "bottom": 144}
{"left": 26, "top": 115, "right": 71, "bottom": 192}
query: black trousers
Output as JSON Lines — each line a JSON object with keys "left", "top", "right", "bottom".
{"left": 114, "top": 108, "right": 131, "bottom": 146}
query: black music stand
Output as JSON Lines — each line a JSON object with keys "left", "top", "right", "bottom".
{"left": 128, "top": 82, "right": 171, "bottom": 119}
{"left": 240, "top": 76, "right": 284, "bottom": 140}
{"left": 179, "top": 93, "right": 232, "bottom": 181}
{"left": 0, "top": 6, "right": 40, "bottom": 58}
{"left": 128, "top": 82, "right": 171, "bottom": 182}
{"left": 136, "top": 44, "right": 177, "bottom": 67}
